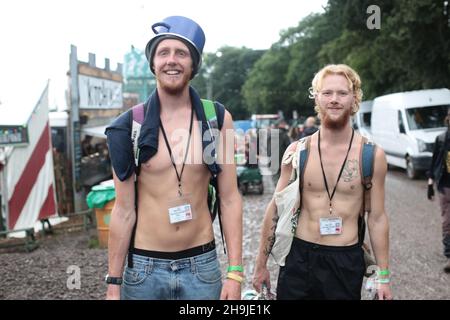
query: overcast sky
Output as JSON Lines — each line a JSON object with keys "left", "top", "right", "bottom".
{"left": 0, "top": 0, "right": 327, "bottom": 109}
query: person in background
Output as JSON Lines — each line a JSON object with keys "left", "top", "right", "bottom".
{"left": 81, "top": 135, "right": 94, "bottom": 156}
{"left": 271, "top": 119, "right": 292, "bottom": 186}
{"left": 288, "top": 123, "right": 301, "bottom": 142}
{"left": 427, "top": 107, "right": 450, "bottom": 273}
{"left": 300, "top": 116, "right": 318, "bottom": 138}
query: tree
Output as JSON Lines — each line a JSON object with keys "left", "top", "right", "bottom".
{"left": 243, "top": 13, "right": 343, "bottom": 118}
{"left": 241, "top": 45, "right": 291, "bottom": 115}
{"left": 192, "top": 47, "right": 264, "bottom": 119}
{"left": 212, "top": 0, "right": 450, "bottom": 119}
{"left": 319, "top": 0, "right": 450, "bottom": 99}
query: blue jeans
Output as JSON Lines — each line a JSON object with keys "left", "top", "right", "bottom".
{"left": 120, "top": 249, "right": 222, "bottom": 300}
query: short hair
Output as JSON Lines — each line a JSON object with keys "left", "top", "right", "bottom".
{"left": 308, "top": 64, "right": 363, "bottom": 118}
{"left": 304, "top": 116, "right": 316, "bottom": 127}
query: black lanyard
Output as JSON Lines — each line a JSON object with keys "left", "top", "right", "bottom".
{"left": 160, "top": 106, "right": 194, "bottom": 196}
{"left": 318, "top": 128, "right": 355, "bottom": 215}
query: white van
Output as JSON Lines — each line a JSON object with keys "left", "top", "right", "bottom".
{"left": 353, "top": 100, "right": 373, "bottom": 139}
{"left": 371, "top": 88, "right": 450, "bottom": 179}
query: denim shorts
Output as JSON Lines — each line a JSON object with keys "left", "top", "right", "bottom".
{"left": 120, "top": 248, "right": 222, "bottom": 300}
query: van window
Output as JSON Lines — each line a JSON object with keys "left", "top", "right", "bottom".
{"left": 405, "top": 105, "right": 450, "bottom": 130}
{"left": 361, "top": 112, "right": 371, "bottom": 128}
{"left": 398, "top": 110, "right": 406, "bottom": 133}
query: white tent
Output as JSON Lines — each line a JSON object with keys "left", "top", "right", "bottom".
{"left": 0, "top": 83, "right": 57, "bottom": 231}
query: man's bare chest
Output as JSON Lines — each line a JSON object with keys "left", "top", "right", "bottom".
{"left": 141, "top": 126, "right": 206, "bottom": 174}
{"left": 303, "top": 146, "right": 363, "bottom": 196}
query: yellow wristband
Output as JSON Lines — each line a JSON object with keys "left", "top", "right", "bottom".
{"left": 226, "top": 272, "right": 243, "bottom": 283}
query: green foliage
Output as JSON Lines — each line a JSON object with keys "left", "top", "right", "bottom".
{"left": 243, "top": 13, "right": 343, "bottom": 117}
{"left": 192, "top": 47, "right": 264, "bottom": 119}
{"left": 197, "top": 0, "right": 450, "bottom": 119}
{"left": 317, "top": 0, "right": 450, "bottom": 99}
{"left": 241, "top": 46, "right": 291, "bottom": 115}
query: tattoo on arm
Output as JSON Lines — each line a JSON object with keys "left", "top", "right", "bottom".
{"left": 342, "top": 159, "right": 359, "bottom": 182}
{"left": 263, "top": 212, "right": 279, "bottom": 257}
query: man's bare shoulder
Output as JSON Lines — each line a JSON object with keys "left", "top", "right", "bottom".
{"left": 286, "top": 141, "right": 299, "bottom": 153}
{"left": 285, "top": 133, "right": 316, "bottom": 153}
{"left": 280, "top": 137, "right": 310, "bottom": 169}
{"left": 281, "top": 141, "right": 299, "bottom": 166}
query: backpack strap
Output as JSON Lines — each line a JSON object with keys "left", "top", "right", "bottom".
{"left": 131, "top": 103, "right": 145, "bottom": 175}
{"left": 298, "top": 137, "right": 311, "bottom": 186}
{"left": 128, "top": 103, "right": 146, "bottom": 268}
{"left": 201, "top": 99, "right": 226, "bottom": 254}
{"left": 297, "top": 137, "right": 311, "bottom": 224}
{"left": 201, "top": 99, "right": 219, "bottom": 130}
{"left": 360, "top": 137, "right": 376, "bottom": 216}
{"left": 200, "top": 98, "right": 225, "bottom": 164}
{"left": 358, "top": 136, "right": 376, "bottom": 245}
{"left": 288, "top": 136, "right": 310, "bottom": 181}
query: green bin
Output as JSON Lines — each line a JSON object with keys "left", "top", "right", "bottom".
{"left": 86, "top": 183, "right": 116, "bottom": 248}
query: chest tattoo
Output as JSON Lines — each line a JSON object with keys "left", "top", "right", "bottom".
{"left": 342, "top": 159, "right": 359, "bottom": 182}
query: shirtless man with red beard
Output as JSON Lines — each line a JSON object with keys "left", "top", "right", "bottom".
{"left": 253, "top": 64, "right": 393, "bottom": 300}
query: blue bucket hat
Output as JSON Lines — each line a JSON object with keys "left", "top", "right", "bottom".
{"left": 145, "top": 16, "right": 206, "bottom": 78}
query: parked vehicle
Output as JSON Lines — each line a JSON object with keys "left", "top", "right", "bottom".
{"left": 353, "top": 100, "right": 373, "bottom": 139}
{"left": 371, "top": 88, "right": 450, "bottom": 179}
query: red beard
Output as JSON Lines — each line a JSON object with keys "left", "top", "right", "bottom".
{"left": 158, "top": 75, "right": 190, "bottom": 95}
{"left": 321, "top": 106, "right": 352, "bottom": 130}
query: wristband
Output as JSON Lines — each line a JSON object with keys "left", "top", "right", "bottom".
{"left": 376, "top": 278, "right": 390, "bottom": 284}
{"left": 226, "top": 272, "right": 244, "bottom": 283}
{"left": 227, "top": 265, "right": 244, "bottom": 273}
{"left": 377, "top": 269, "right": 390, "bottom": 276}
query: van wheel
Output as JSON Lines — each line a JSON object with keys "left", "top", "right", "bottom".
{"left": 406, "top": 157, "right": 418, "bottom": 179}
